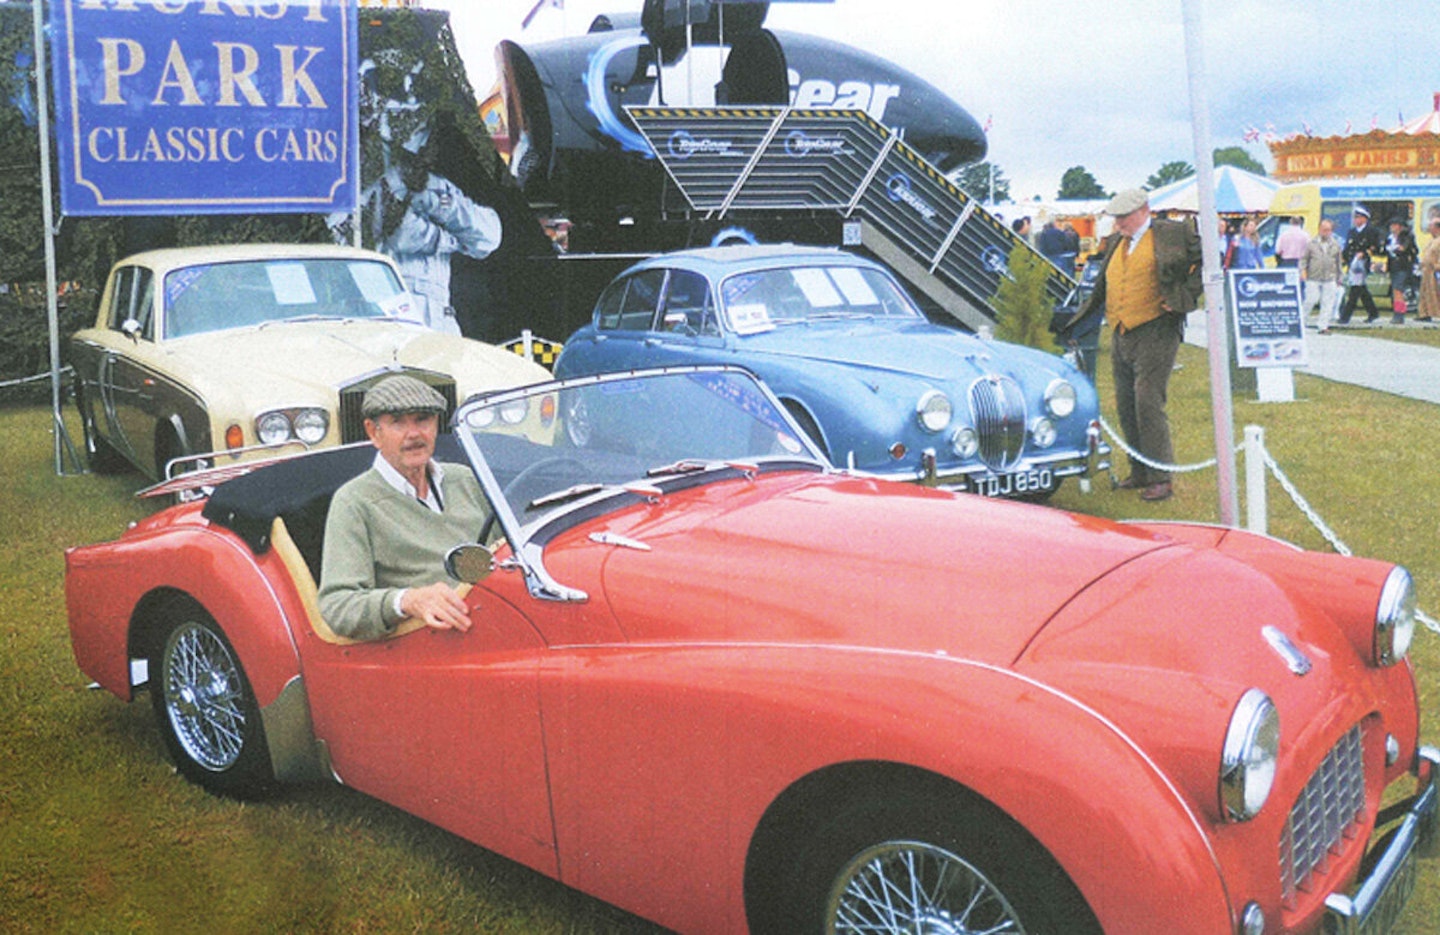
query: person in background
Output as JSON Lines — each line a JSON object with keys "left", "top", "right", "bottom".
{"left": 1218, "top": 217, "right": 1233, "bottom": 267}
{"left": 1228, "top": 218, "right": 1264, "bottom": 269}
{"left": 1418, "top": 214, "right": 1440, "bottom": 324}
{"left": 1011, "top": 216, "right": 1032, "bottom": 243}
{"left": 1066, "top": 188, "right": 1202, "bottom": 503}
{"left": 1273, "top": 216, "right": 1310, "bottom": 268}
{"left": 1339, "top": 205, "right": 1382, "bottom": 324}
{"left": 1385, "top": 216, "right": 1418, "bottom": 324}
{"left": 1037, "top": 218, "right": 1068, "bottom": 270}
{"left": 1300, "top": 219, "right": 1344, "bottom": 334}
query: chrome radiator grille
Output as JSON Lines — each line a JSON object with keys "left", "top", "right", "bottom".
{"left": 338, "top": 372, "right": 457, "bottom": 443}
{"left": 968, "top": 375, "right": 1027, "bottom": 471}
{"left": 1280, "top": 724, "right": 1366, "bottom": 903}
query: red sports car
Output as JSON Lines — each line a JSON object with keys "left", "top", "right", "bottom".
{"left": 66, "top": 367, "right": 1435, "bottom": 934}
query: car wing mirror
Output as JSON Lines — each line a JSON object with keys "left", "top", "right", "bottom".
{"left": 120, "top": 318, "right": 141, "bottom": 342}
{"left": 445, "top": 543, "right": 495, "bottom": 585}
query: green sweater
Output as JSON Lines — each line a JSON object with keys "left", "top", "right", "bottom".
{"left": 317, "top": 463, "right": 490, "bottom": 641}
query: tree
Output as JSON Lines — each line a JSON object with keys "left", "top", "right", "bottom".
{"left": 1057, "top": 166, "right": 1107, "bottom": 200}
{"left": 1213, "top": 146, "right": 1266, "bottom": 175}
{"left": 991, "top": 249, "right": 1058, "bottom": 353}
{"left": 951, "top": 161, "right": 1011, "bottom": 204}
{"left": 1146, "top": 160, "right": 1194, "bottom": 189}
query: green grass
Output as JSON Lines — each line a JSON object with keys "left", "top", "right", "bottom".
{"left": 3, "top": 371, "right": 1438, "bottom": 933}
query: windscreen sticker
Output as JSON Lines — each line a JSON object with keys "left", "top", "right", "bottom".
{"left": 830, "top": 266, "right": 879, "bottom": 306}
{"left": 792, "top": 268, "right": 842, "bottom": 307}
{"left": 728, "top": 303, "right": 774, "bottom": 335}
{"left": 265, "top": 263, "right": 317, "bottom": 306}
{"left": 165, "top": 267, "right": 206, "bottom": 306}
{"left": 348, "top": 261, "right": 399, "bottom": 303}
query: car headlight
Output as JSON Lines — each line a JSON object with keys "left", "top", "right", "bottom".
{"left": 1044, "top": 378, "right": 1077, "bottom": 418}
{"left": 1030, "top": 417, "right": 1057, "bottom": 449}
{"left": 466, "top": 406, "right": 497, "bottom": 429}
{"left": 292, "top": 409, "right": 329, "bottom": 445}
{"left": 256, "top": 411, "right": 293, "bottom": 445}
{"left": 1376, "top": 566, "right": 1416, "bottom": 666}
{"left": 951, "top": 425, "right": 978, "bottom": 459}
{"left": 916, "top": 390, "right": 952, "bottom": 433}
{"left": 499, "top": 398, "right": 529, "bottom": 425}
{"left": 1220, "top": 688, "right": 1279, "bottom": 822}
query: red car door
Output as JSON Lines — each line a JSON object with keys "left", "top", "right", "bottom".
{"left": 298, "top": 586, "right": 557, "bottom": 876}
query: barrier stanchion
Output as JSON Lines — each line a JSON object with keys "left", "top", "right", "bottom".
{"left": 1244, "top": 425, "right": 1267, "bottom": 535}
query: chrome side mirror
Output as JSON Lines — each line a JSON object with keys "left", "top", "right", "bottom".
{"left": 121, "top": 318, "right": 141, "bottom": 342}
{"left": 444, "top": 543, "right": 495, "bottom": 585}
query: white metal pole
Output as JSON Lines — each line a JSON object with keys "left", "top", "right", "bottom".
{"left": 1244, "top": 424, "right": 1266, "bottom": 534}
{"left": 33, "top": 0, "right": 79, "bottom": 475}
{"left": 1181, "top": 0, "right": 1239, "bottom": 526}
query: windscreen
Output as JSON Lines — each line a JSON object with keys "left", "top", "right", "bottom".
{"left": 164, "top": 258, "right": 408, "bottom": 338}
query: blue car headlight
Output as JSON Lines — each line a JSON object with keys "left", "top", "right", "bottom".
{"left": 915, "top": 390, "right": 952, "bottom": 433}
{"left": 1044, "top": 378, "right": 1077, "bottom": 419}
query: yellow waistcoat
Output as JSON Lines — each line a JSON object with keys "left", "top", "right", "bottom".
{"left": 1104, "top": 231, "right": 1165, "bottom": 333}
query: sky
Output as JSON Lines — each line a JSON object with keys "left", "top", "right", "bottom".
{"left": 426, "top": 0, "right": 1439, "bottom": 202}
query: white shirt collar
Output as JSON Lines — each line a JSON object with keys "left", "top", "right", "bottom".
{"left": 372, "top": 451, "right": 445, "bottom": 512}
{"left": 1128, "top": 217, "right": 1152, "bottom": 249}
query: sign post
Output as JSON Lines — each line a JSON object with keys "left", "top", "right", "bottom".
{"left": 1227, "top": 268, "right": 1305, "bottom": 403}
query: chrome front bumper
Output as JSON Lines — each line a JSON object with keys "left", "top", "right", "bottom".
{"left": 1324, "top": 745, "right": 1438, "bottom": 935}
{"left": 912, "top": 421, "right": 1111, "bottom": 494}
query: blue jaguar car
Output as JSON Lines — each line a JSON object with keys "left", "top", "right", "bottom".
{"left": 554, "top": 246, "right": 1108, "bottom": 498}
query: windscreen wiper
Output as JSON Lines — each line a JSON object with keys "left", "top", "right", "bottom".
{"left": 527, "top": 482, "right": 607, "bottom": 509}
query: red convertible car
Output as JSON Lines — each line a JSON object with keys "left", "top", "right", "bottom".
{"left": 66, "top": 367, "right": 1435, "bottom": 934}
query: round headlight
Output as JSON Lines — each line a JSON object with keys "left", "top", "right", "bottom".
{"left": 293, "top": 409, "right": 328, "bottom": 444}
{"left": 465, "top": 406, "right": 497, "bottom": 429}
{"left": 1220, "top": 688, "right": 1279, "bottom": 822}
{"left": 256, "top": 411, "right": 293, "bottom": 446}
{"left": 1044, "top": 378, "right": 1077, "bottom": 419}
{"left": 1376, "top": 566, "right": 1416, "bottom": 666}
{"left": 951, "top": 425, "right": 979, "bottom": 459}
{"left": 916, "top": 390, "right": 952, "bottom": 433}
{"left": 499, "top": 398, "right": 529, "bottom": 425}
{"left": 1030, "top": 417, "right": 1057, "bottom": 449}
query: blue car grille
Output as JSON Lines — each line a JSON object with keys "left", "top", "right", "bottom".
{"left": 968, "top": 375, "right": 1027, "bottom": 471}
{"left": 1279, "top": 723, "right": 1366, "bottom": 905}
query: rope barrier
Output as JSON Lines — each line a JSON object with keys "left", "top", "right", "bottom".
{"left": 0, "top": 366, "right": 71, "bottom": 391}
{"left": 1098, "top": 414, "right": 1438, "bottom": 637}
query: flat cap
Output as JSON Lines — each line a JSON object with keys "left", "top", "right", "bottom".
{"left": 1104, "top": 188, "right": 1150, "bottom": 216}
{"left": 362, "top": 374, "right": 447, "bottom": 419}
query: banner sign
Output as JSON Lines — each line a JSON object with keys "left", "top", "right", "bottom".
{"left": 1227, "top": 268, "right": 1306, "bottom": 368}
{"left": 49, "top": 0, "right": 358, "bottom": 216}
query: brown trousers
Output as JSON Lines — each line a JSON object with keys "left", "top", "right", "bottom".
{"left": 1111, "top": 315, "right": 1181, "bottom": 484}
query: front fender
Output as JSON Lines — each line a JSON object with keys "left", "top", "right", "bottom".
{"left": 66, "top": 520, "right": 302, "bottom": 708}
{"left": 542, "top": 643, "right": 1233, "bottom": 935}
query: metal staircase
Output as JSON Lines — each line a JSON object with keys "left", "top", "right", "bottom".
{"left": 627, "top": 106, "right": 1076, "bottom": 332}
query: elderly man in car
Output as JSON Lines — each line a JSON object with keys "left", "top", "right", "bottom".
{"left": 318, "top": 375, "right": 489, "bottom": 640}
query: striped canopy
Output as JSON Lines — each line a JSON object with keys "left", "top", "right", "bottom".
{"left": 1147, "top": 165, "right": 1281, "bottom": 214}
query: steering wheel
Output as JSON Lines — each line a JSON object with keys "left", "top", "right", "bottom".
{"left": 478, "top": 456, "right": 589, "bottom": 543}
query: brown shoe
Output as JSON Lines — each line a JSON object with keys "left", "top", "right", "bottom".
{"left": 1116, "top": 475, "right": 1143, "bottom": 489}
{"left": 1140, "top": 481, "right": 1173, "bottom": 501}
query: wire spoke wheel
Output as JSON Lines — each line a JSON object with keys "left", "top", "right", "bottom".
{"left": 827, "top": 840, "right": 1028, "bottom": 935}
{"left": 161, "top": 621, "right": 247, "bottom": 771}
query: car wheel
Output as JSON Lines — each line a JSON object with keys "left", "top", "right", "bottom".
{"left": 775, "top": 790, "right": 1099, "bottom": 935}
{"left": 75, "top": 381, "right": 129, "bottom": 474}
{"left": 781, "top": 401, "right": 829, "bottom": 460}
{"left": 147, "top": 597, "right": 275, "bottom": 799}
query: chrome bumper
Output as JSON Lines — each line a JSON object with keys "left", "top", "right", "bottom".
{"left": 1324, "top": 745, "right": 1438, "bottom": 935}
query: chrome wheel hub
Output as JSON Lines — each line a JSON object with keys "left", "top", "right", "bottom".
{"left": 826, "top": 840, "right": 1028, "bottom": 935}
{"left": 162, "top": 623, "right": 245, "bottom": 772}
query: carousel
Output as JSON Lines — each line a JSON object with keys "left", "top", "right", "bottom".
{"left": 1269, "top": 93, "right": 1440, "bottom": 182}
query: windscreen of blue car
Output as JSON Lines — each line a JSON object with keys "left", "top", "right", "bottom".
{"left": 719, "top": 265, "right": 922, "bottom": 334}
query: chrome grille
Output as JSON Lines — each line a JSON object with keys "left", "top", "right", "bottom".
{"left": 967, "top": 375, "right": 1027, "bottom": 471}
{"left": 337, "top": 371, "right": 457, "bottom": 443}
{"left": 1280, "top": 723, "right": 1366, "bottom": 904}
